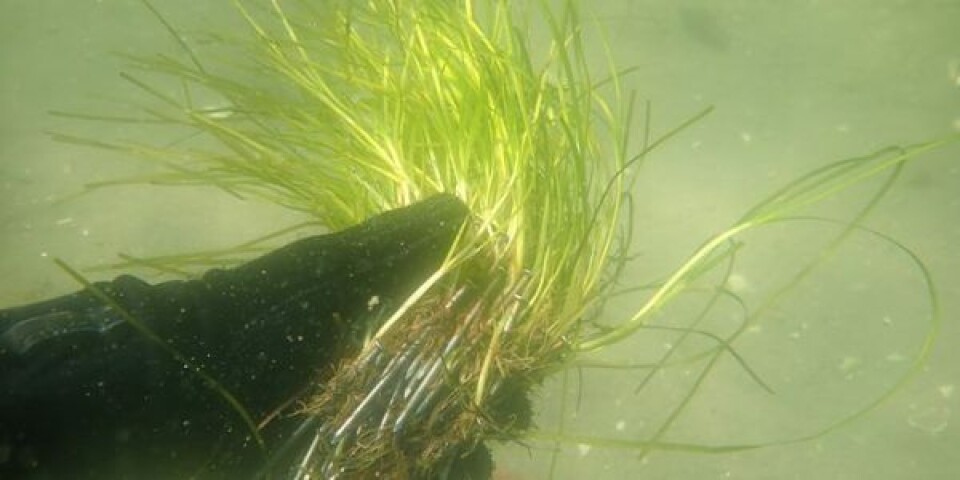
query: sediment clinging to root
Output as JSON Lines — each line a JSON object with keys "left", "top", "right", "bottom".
{"left": 298, "top": 256, "right": 562, "bottom": 478}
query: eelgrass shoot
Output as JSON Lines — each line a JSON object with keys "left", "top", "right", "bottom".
{"left": 54, "top": 0, "right": 959, "bottom": 477}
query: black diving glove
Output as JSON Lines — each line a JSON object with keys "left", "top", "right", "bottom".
{"left": 0, "top": 193, "right": 468, "bottom": 479}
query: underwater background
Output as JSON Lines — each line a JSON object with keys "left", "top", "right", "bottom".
{"left": 1, "top": 1, "right": 958, "bottom": 478}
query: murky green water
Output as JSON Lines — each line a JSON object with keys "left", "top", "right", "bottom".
{"left": 2, "top": 1, "right": 958, "bottom": 478}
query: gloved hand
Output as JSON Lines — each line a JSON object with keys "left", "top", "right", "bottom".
{"left": 0, "top": 193, "right": 468, "bottom": 479}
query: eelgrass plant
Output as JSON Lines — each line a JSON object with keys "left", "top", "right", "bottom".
{"left": 56, "top": 0, "right": 957, "bottom": 477}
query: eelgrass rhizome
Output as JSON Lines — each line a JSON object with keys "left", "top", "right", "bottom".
{"left": 52, "top": 0, "right": 958, "bottom": 478}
